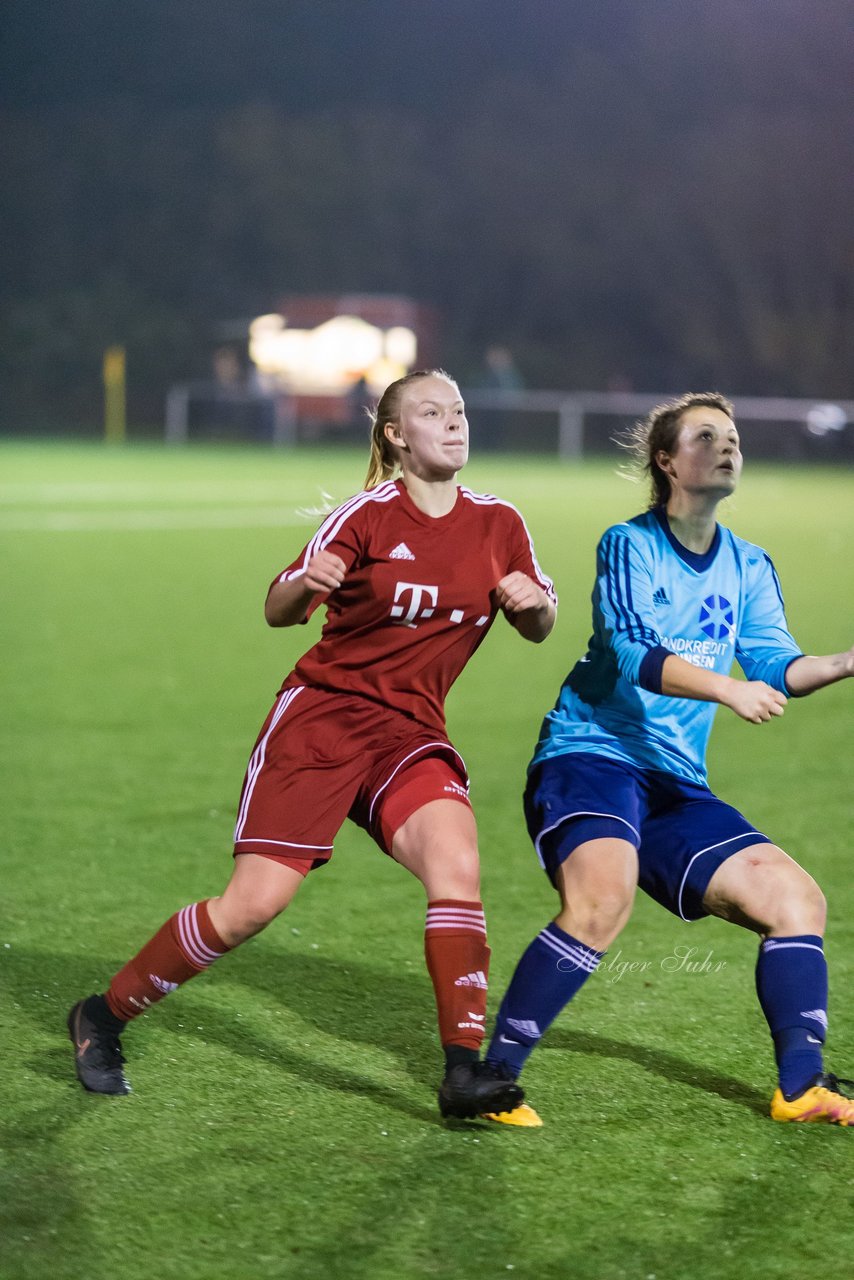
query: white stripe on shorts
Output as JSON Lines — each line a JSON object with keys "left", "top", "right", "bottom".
{"left": 233, "top": 686, "right": 305, "bottom": 842}
{"left": 368, "top": 741, "right": 468, "bottom": 827}
{"left": 533, "top": 809, "right": 640, "bottom": 869}
{"left": 676, "top": 831, "right": 765, "bottom": 922}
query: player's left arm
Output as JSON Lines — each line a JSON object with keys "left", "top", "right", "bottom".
{"left": 737, "top": 550, "right": 854, "bottom": 696}
{"left": 784, "top": 646, "right": 854, "bottom": 696}
{"left": 495, "top": 571, "right": 557, "bottom": 642}
{"left": 735, "top": 551, "right": 805, "bottom": 694}
{"left": 494, "top": 506, "right": 557, "bottom": 643}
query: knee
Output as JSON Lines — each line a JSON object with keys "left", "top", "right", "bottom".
{"left": 558, "top": 886, "right": 634, "bottom": 951}
{"left": 424, "top": 847, "right": 481, "bottom": 902}
{"left": 709, "top": 846, "right": 828, "bottom": 938}
{"left": 210, "top": 889, "right": 286, "bottom": 947}
{"left": 770, "top": 873, "right": 827, "bottom": 937}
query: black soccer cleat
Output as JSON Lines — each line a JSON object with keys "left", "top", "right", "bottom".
{"left": 438, "top": 1060, "right": 524, "bottom": 1119}
{"left": 67, "top": 996, "right": 132, "bottom": 1096}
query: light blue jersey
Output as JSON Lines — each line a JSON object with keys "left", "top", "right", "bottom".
{"left": 532, "top": 508, "right": 803, "bottom": 786}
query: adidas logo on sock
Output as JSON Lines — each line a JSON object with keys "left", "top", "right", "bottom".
{"left": 389, "top": 542, "right": 415, "bottom": 560}
{"left": 454, "top": 970, "right": 488, "bottom": 988}
{"left": 149, "top": 973, "right": 179, "bottom": 994}
{"left": 652, "top": 586, "right": 670, "bottom": 606}
{"left": 801, "top": 1008, "right": 828, "bottom": 1032}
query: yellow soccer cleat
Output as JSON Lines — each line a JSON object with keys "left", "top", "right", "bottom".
{"left": 770, "top": 1073, "right": 854, "bottom": 1126}
{"left": 481, "top": 1102, "right": 543, "bottom": 1127}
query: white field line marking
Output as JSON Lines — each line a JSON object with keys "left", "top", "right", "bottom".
{"left": 0, "top": 507, "right": 308, "bottom": 532}
{"left": 0, "top": 482, "right": 298, "bottom": 505}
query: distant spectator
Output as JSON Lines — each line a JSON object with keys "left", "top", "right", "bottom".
{"left": 346, "top": 374, "right": 373, "bottom": 432}
{"left": 480, "top": 346, "right": 525, "bottom": 392}
{"left": 212, "top": 346, "right": 242, "bottom": 389}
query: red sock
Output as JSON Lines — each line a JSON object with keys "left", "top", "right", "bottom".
{"left": 424, "top": 899, "right": 490, "bottom": 1050}
{"left": 105, "top": 900, "right": 230, "bottom": 1021}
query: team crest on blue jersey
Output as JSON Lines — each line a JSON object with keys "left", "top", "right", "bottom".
{"left": 699, "top": 594, "right": 734, "bottom": 640}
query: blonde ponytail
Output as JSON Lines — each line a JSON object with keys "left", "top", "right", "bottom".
{"left": 364, "top": 412, "right": 400, "bottom": 490}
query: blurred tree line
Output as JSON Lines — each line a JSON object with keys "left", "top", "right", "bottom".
{"left": 1, "top": 0, "right": 851, "bottom": 429}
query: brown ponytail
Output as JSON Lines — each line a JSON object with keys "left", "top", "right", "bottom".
{"left": 622, "top": 391, "right": 735, "bottom": 508}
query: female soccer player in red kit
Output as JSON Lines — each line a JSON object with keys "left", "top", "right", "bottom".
{"left": 68, "top": 369, "right": 556, "bottom": 1118}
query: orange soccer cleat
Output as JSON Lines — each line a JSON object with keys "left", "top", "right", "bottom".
{"left": 481, "top": 1102, "right": 543, "bottom": 1127}
{"left": 770, "top": 1073, "right": 854, "bottom": 1126}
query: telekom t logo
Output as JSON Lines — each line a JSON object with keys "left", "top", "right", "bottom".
{"left": 390, "top": 581, "right": 439, "bottom": 628}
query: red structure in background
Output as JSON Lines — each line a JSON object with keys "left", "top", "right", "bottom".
{"left": 264, "top": 293, "right": 441, "bottom": 428}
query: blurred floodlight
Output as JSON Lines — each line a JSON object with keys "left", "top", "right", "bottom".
{"left": 248, "top": 313, "right": 288, "bottom": 374}
{"left": 385, "top": 326, "right": 418, "bottom": 366}
{"left": 805, "top": 402, "right": 847, "bottom": 436}
{"left": 248, "top": 311, "right": 416, "bottom": 394}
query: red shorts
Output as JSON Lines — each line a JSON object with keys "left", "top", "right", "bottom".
{"left": 232, "top": 685, "right": 471, "bottom": 873}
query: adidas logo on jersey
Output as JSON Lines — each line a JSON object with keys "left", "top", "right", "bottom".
{"left": 389, "top": 542, "right": 416, "bottom": 560}
{"left": 454, "top": 970, "right": 488, "bottom": 989}
{"left": 652, "top": 586, "right": 670, "bottom": 606}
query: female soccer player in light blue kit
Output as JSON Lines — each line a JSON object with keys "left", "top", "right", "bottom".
{"left": 484, "top": 392, "right": 854, "bottom": 1127}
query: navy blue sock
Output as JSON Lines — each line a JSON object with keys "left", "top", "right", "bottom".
{"left": 486, "top": 922, "right": 603, "bottom": 1079}
{"left": 755, "top": 934, "right": 827, "bottom": 1099}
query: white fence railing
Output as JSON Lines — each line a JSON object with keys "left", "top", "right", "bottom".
{"left": 165, "top": 382, "right": 854, "bottom": 460}
{"left": 460, "top": 390, "right": 854, "bottom": 459}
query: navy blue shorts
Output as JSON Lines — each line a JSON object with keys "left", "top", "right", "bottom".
{"left": 524, "top": 753, "right": 772, "bottom": 921}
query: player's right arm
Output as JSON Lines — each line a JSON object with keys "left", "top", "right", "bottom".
{"left": 265, "top": 550, "right": 347, "bottom": 627}
{"left": 264, "top": 494, "right": 367, "bottom": 627}
{"left": 659, "top": 657, "right": 787, "bottom": 724}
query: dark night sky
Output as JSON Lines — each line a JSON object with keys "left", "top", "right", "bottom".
{"left": 1, "top": 1, "right": 632, "bottom": 111}
{"left": 0, "top": 0, "right": 822, "bottom": 118}
{"left": 2, "top": 0, "right": 852, "bottom": 414}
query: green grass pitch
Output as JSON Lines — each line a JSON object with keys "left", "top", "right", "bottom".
{"left": 1, "top": 440, "right": 852, "bottom": 1280}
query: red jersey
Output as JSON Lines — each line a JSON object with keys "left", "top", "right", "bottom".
{"left": 270, "top": 478, "right": 556, "bottom": 733}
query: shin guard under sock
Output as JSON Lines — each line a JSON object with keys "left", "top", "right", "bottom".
{"left": 756, "top": 934, "right": 827, "bottom": 1098}
{"left": 425, "top": 900, "right": 490, "bottom": 1051}
{"left": 487, "top": 922, "right": 603, "bottom": 1079}
{"left": 105, "top": 900, "right": 230, "bottom": 1021}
